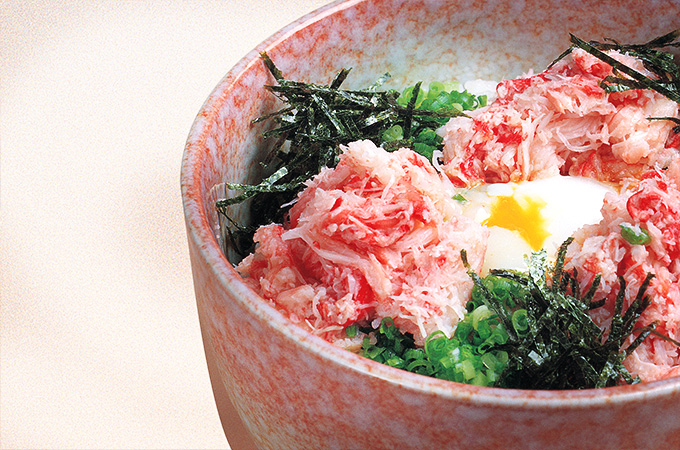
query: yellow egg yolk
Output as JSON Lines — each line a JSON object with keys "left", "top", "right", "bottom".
{"left": 483, "top": 194, "right": 549, "bottom": 251}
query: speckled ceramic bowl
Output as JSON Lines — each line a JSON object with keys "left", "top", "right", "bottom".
{"left": 182, "top": 1, "right": 680, "bottom": 449}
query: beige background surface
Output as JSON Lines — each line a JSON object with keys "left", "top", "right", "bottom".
{"left": 1, "top": 1, "right": 332, "bottom": 448}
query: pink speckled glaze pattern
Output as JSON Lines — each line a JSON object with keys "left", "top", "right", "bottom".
{"left": 182, "top": 1, "right": 680, "bottom": 449}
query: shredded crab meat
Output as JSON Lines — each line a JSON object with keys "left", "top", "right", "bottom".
{"left": 565, "top": 164, "right": 680, "bottom": 381}
{"left": 237, "top": 140, "right": 487, "bottom": 345}
{"left": 442, "top": 48, "right": 679, "bottom": 187}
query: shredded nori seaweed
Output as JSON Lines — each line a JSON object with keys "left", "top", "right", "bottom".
{"left": 459, "top": 240, "right": 658, "bottom": 389}
{"left": 462, "top": 239, "right": 659, "bottom": 389}
{"left": 216, "top": 52, "right": 483, "bottom": 256}
{"left": 550, "top": 29, "right": 680, "bottom": 104}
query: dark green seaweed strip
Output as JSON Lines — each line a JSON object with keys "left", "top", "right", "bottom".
{"left": 570, "top": 33, "right": 680, "bottom": 103}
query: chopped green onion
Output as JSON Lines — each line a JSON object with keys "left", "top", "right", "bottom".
{"left": 511, "top": 309, "right": 529, "bottom": 336}
{"left": 382, "top": 124, "right": 404, "bottom": 142}
{"left": 459, "top": 359, "right": 476, "bottom": 380}
{"left": 452, "top": 193, "right": 468, "bottom": 203}
{"left": 412, "top": 142, "right": 435, "bottom": 160}
{"left": 620, "top": 223, "right": 652, "bottom": 245}
{"left": 427, "top": 81, "right": 446, "bottom": 97}
{"left": 481, "top": 352, "right": 498, "bottom": 370}
{"left": 472, "top": 305, "right": 493, "bottom": 329}
{"left": 360, "top": 303, "right": 511, "bottom": 387}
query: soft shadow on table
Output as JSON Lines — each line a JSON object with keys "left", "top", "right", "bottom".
{"left": 202, "top": 324, "right": 260, "bottom": 450}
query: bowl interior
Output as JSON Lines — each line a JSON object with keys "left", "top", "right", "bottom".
{"left": 184, "top": 0, "right": 680, "bottom": 397}
{"left": 182, "top": 1, "right": 680, "bottom": 447}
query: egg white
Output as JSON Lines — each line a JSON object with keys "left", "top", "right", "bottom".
{"left": 457, "top": 176, "right": 616, "bottom": 274}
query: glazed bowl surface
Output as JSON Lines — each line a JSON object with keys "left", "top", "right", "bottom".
{"left": 181, "top": 1, "right": 680, "bottom": 449}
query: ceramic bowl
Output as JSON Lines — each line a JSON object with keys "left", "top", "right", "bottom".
{"left": 181, "top": 1, "right": 680, "bottom": 449}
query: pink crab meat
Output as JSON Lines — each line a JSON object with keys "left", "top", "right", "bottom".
{"left": 442, "top": 48, "right": 679, "bottom": 187}
{"left": 565, "top": 164, "right": 680, "bottom": 382}
{"left": 237, "top": 140, "right": 487, "bottom": 345}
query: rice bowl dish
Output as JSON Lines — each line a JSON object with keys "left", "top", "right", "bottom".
{"left": 181, "top": 1, "right": 680, "bottom": 448}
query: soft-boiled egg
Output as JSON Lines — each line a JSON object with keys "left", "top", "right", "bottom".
{"left": 457, "top": 176, "right": 616, "bottom": 274}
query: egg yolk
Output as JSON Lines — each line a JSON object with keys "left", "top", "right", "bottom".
{"left": 483, "top": 194, "right": 548, "bottom": 251}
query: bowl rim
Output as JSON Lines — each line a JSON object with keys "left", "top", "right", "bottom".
{"left": 181, "top": 0, "right": 680, "bottom": 409}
